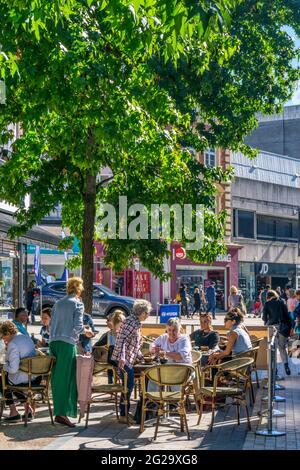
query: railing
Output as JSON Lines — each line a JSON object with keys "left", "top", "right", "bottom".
{"left": 255, "top": 326, "right": 286, "bottom": 437}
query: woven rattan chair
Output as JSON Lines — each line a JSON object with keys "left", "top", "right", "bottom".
{"left": 139, "top": 363, "right": 195, "bottom": 440}
{"left": 195, "top": 357, "right": 254, "bottom": 432}
{"left": 232, "top": 346, "right": 260, "bottom": 404}
{"left": 0, "top": 355, "right": 55, "bottom": 427}
{"left": 185, "top": 350, "right": 202, "bottom": 411}
{"left": 85, "top": 347, "right": 128, "bottom": 428}
{"left": 250, "top": 337, "right": 263, "bottom": 387}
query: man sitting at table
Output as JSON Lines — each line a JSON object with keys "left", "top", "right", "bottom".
{"left": 190, "top": 313, "right": 220, "bottom": 365}
{"left": 0, "top": 321, "right": 41, "bottom": 422}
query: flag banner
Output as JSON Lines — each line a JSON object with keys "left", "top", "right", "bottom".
{"left": 34, "top": 245, "right": 42, "bottom": 286}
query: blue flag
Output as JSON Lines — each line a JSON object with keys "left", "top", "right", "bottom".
{"left": 34, "top": 245, "right": 42, "bottom": 286}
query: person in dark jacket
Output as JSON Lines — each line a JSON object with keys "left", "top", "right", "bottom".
{"left": 206, "top": 282, "right": 216, "bottom": 319}
{"left": 263, "top": 290, "right": 292, "bottom": 375}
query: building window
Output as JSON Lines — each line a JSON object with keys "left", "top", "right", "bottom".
{"left": 257, "top": 216, "right": 276, "bottom": 240}
{"left": 257, "top": 215, "right": 298, "bottom": 242}
{"left": 234, "top": 210, "right": 255, "bottom": 238}
{"left": 204, "top": 148, "right": 216, "bottom": 167}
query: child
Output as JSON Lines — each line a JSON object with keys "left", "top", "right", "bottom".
{"left": 93, "top": 310, "right": 125, "bottom": 383}
{"left": 78, "top": 313, "right": 97, "bottom": 355}
{"left": 252, "top": 298, "right": 262, "bottom": 317}
{"left": 37, "top": 308, "right": 51, "bottom": 347}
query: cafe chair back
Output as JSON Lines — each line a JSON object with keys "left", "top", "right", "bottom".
{"left": 0, "top": 355, "right": 56, "bottom": 427}
{"left": 195, "top": 357, "right": 254, "bottom": 432}
{"left": 85, "top": 349, "right": 128, "bottom": 428}
{"left": 140, "top": 363, "right": 195, "bottom": 440}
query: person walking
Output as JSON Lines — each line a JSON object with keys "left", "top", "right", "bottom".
{"left": 193, "top": 288, "right": 202, "bottom": 316}
{"left": 228, "top": 285, "right": 247, "bottom": 315}
{"left": 111, "top": 299, "right": 152, "bottom": 424}
{"left": 26, "top": 281, "right": 39, "bottom": 324}
{"left": 263, "top": 290, "right": 292, "bottom": 375}
{"left": 206, "top": 282, "right": 217, "bottom": 319}
{"left": 49, "top": 277, "right": 91, "bottom": 427}
{"left": 179, "top": 284, "right": 188, "bottom": 318}
{"left": 260, "top": 284, "right": 271, "bottom": 307}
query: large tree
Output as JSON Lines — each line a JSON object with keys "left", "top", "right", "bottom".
{"left": 0, "top": 0, "right": 299, "bottom": 312}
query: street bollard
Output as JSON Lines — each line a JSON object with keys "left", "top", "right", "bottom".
{"left": 256, "top": 326, "right": 286, "bottom": 436}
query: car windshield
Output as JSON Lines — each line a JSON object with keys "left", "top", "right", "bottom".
{"left": 93, "top": 284, "right": 118, "bottom": 296}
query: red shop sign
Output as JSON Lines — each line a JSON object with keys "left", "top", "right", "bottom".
{"left": 135, "top": 272, "right": 151, "bottom": 297}
{"left": 175, "top": 247, "right": 186, "bottom": 259}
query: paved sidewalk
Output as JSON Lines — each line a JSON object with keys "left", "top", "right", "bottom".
{"left": 243, "top": 362, "right": 300, "bottom": 450}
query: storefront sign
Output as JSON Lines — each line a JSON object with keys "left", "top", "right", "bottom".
{"left": 216, "top": 254, "right": 231, "bottom": 262}
{"left": 259, "top": 263, "right": 269, "bottom": 275}
{"left": 135, "top": 272, "right": 150, "bottom": 297}
{"left": 175, "top": 247, "right": 186, "bottom": 259}
{"left": 160, "top": 304, "right": 180, "bottom": 324}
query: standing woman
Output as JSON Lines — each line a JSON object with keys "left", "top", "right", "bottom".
{"left": 49, "top": 277, "right": 89, "bottom": 427}
{"left": 193, "top": 288, "right": 202, "bottom": 317}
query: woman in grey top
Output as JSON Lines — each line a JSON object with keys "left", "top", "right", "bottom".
{"left": 49, "top": 277, "right": 91, "bottom": 427}
{"left": 208, "top": 308, "right": 252, "bottom": 364}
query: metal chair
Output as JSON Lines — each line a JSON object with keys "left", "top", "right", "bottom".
{"left": 0, "top": 355, "right": 55, "bottom": 427}
{"left": 195, "top": 357, "right": 254, "bottom": 432}
{"left": 139, "top": 363, "right": 195, "bottom": 440}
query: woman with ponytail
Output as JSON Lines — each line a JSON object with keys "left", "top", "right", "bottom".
{"left": 208, "top": 308, "right": 252, "bottom": 364}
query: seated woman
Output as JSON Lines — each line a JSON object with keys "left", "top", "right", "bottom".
{"left": 93, "top": 310, "right": 125, "bottom": 383}
{"left": 150, "top": 317, "right": 192, "bottom": 364}
{"left": 0, "top": 321, "right": 41, "bottom": 422}
{"left": 208, "top": 308, "right": 252, "bottom": 365}
{"left": 190, "top": 313, "right": 220, "bottom": 365}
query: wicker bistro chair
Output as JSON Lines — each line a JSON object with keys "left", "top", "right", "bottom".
{"left": 250, "top": 337, "right": 263, "bottom": 388}
{"left": 232, "top": 346, "right": 260, "bottom": 405}
{"left": 0, "top": 355, "right": 56, "bottom": 427}
{"left": 195, "top": 357, "right": 254, "bottom": 432}
{"left": 85, "top": 347, "right": 128, "bottom": 428}
{"left": 184, "top": 351, "right": 202, "bottom": 411}
{"left": 139, "top": 363, "right": 195, "bottom": 440}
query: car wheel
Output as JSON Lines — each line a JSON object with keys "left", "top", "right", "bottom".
{"left": 106, "top": 307, "right": 128, "bottom": 318}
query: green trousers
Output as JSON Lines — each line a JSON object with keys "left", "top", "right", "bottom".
{"left": 49, "top": 340, "right": 78, "bottom": 418}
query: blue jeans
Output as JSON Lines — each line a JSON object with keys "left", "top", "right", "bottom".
{"left": 119, "top": 365, "right": 135, "bottom": 417}
{"left": 206, "top": 303, "right": 216, "bottom": 317}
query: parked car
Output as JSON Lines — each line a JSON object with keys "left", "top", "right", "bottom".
{"left": 31, "top": 281, "right": 136, "bottom": 317}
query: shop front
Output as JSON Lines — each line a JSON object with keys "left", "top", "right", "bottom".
{"left": 94, "top": 242, "right": 151, "bottom": 301}
{"left": 170, "top": 243, "right": 239, "bottom": 311}
{"left": 238, "top": 261, "right": 297, "bottom": 308}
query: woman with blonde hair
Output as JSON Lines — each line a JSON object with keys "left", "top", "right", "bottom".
{"left": 49, "top": 277, "right": 91, "bottom": 427}
{"left": 228, "top": 285, "right": 246, "bottom": 315}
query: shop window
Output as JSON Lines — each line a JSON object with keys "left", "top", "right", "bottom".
{"left": 204, "top": 148, "right": 216, "bottom": 167}
{"left": 234, "top": 210, "right": 255, "bottom": 239}
{"left": 0, "top": 257, "right": 13, "bottom": 305}
{"left": 257, "top": 215, "right": 298, "bottom": 242}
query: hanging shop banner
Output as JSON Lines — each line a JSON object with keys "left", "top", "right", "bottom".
{"left": 135, "top": 271, "right": 151, "bottom": 298}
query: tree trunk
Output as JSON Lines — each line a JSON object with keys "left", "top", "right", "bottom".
{"left": 81, "top": 174, "right": 97, "bottom": 314}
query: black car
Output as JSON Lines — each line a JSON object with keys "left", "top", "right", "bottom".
{"left": 32, "top": 281, "right": 135, "bottom": 317}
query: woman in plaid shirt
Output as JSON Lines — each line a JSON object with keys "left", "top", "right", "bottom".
{"left": 112, "top": 299, "right": 152, "bottom": 424}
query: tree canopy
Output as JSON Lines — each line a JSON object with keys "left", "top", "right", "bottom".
{"left": 0, "top": 0, "right": 299, "bottom": 311}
